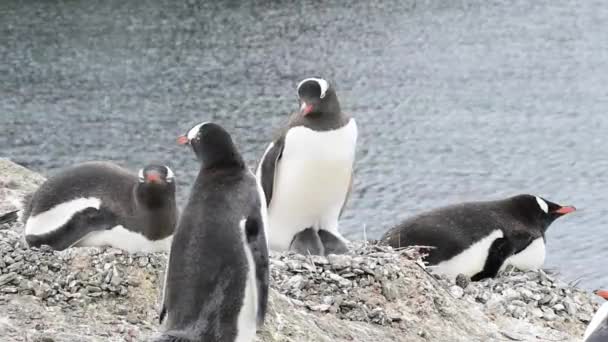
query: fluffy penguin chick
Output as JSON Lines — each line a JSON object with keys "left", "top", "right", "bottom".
{"left": 156, "top": 122, "right": 269, "bottom": 342}
{"left": 22, "top": 162, "right": 177, "bottom": 252}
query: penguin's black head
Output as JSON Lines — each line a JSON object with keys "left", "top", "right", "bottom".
{"left": 177, "top": 122, "right": 244, "bottom": 170}
{"left": 511, "top": 194, "right": 576, "bottom": 231}
{"left": 138, "top": 164, "right": 175, "bottom": 185}
{"left": 296, "top": 77, "right": 340, "bottom": 117}
{"left": 136, "top": 164, "right": 176, "bottom": 207}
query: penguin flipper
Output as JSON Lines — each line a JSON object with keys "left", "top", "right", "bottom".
{"left": 243, "top": 213, "right": 270, "bottom": 327}
{"left": 0, "top": 210, "right": 19, "bottom": 225}
{"left": 256, "top": 136, "right": 284, "bottom": 207}
{"left": 338, "top": 175, "right": 353, "bottom": 219}
{"left": 289, "top": 228, "right": 324, "bottom": 256}
{"left": 471, "top": 237, "right": 514, "bottom": 281}
{"left": 318, "top": 229, "right": 349, "bottom": 255}
{"left": 159, "top": 306, "right": 167, "bottom": 324}
{"left": 25, "top": 207, "right": 117, "bottom": 251}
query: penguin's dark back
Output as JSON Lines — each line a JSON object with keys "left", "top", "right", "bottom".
{"left": 383, "top": 199, "right": 538, "bottom": 264}
{"left": 25, "top": 161, "right": 136, "bottom": 220}
{"left": 163, "top": 166, "right": 259, "bottom": 339}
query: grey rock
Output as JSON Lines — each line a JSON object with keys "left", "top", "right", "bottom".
{"left": 455, "top": 274, "right": 470, "bottom": 289}
{"left": 542, "top": 308, "right": 557, "bottom": 321}
{"left": 328, "top": 254, "right": 351, "bottom": 270}
{"left": 308, "top": 303, "right": 331, "bottom": 312}
{"left": 0, "top": 272, "right": 19, "bottom": 286}
{"left": 449, "top": 286, "right": 464, "bottom": 299}
{"left": 553, "top": 303, "right": 565, "bottom": 312}
{"left": 476, "top": 291, "right": 491, "bottom": 304}
{"left": 2, "top": 286, "right": 18, "bottom": 293}
{"left": 382, "top": 282, "right": 398, "bottom": 301}
{"left": 286, "top": 260, "right": 302, "bottom": 271}
{"left": 286, "top": 275, "right": 305, "bottom": 290}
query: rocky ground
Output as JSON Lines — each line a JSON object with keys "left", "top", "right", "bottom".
{"left": 0, "top": 159, "right": 601, "bottom": 341}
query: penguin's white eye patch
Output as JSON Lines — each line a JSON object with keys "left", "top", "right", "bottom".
{"left": 297, "top": 78, "right": 329, "bottom": 99}
{"left": 535, "top": 196, "right": 549, "bottom": 213}
{"left": 138, "top": 169, "right": 145, "bottom": 182}
{"left": 187, "top": 122, "right": 208, "bottom": 141}
{"left": 165, "top": 166, "right": 174, "bottom": 182}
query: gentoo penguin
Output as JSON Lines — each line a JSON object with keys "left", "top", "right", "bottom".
{"left": 584, "top": 290, "right": 608, "bottom": 341}
{"left": 157, "top": 122, "right": 269, "bottom": 342}
{"left": 256, "top": 77, "right": 357, "bottom": 256}
{"left": 382, "top": 194, "right": 576, "bottom": 280}
{"left": 22, "top": 162, "right": 177, "bottom": 252}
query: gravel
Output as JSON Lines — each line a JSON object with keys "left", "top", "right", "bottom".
{"left": 0, "top": 159, "right": 599, "bottom": 341}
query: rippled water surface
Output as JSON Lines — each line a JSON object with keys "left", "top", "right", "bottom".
{"left": 1, "top": 0, "right": 607, "bottom": 289}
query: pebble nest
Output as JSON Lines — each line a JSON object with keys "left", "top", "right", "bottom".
{"left": 0, "top": 218, "right": 600, "bottom": 341}
{"left": 270, "top": 242, "right": 600, "bottom": 333}
{"left": 0, "top": 224, "right": 167, "bottom": 341}
{"left": 270, "top": 243, "right": 422, "bottom": 326}
{"left": 442, "top": 266, "right": 598, "bottom": 329}
{"left": 0, "top": 227, "right": 166, "bottom": 306}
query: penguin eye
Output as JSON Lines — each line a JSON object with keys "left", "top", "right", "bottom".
{"left": 138, "top": 169, "right": 145, "bottom": 183}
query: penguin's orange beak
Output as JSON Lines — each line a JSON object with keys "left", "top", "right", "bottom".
{"left": 301, "top": 103, "right": 314, "bottom": 115}
{"left": 146, "top": 171, "right": 162, "bottom": 184}
{"left": 177, "top": 135, "right": 189, "bottom": 145}
{"left": 553, "top": 206, "right": 576, "bottom": 215}
{"left": 594, "top": 289, "right": 608, "bottom": 300}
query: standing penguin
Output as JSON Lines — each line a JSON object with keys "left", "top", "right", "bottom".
{"left": 22, "top": 162, "right": 177, "bottom": 252}
{"left": 256, "top": 77, "right": 357, "bottom": 256}
{"left": 584, "top": 290, "right": 608, "bottom": 341}
{"left": 157, "top": 122, "right": 269, "bottom": 342}
{"left": 382, "top": 194, "right": 575, "bottom": 280}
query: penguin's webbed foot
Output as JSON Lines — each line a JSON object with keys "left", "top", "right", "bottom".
{"left": 289, "top": 228, "right": 324, "bottom": 256}
{"left": 318, "top": 229, "right": 349, "bottom": 255}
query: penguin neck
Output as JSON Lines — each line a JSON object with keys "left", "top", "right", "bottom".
{"left": 131, "top": 184, "right": 177, "bottom": 239}
{"left": 198, "top": 146, "right": 245, "bottom": 172}
{"left": 291, "top": 94, "right": 347, "bottom": 131}
{"left": 134, "top": 184, "right": 173, "bottom": 208}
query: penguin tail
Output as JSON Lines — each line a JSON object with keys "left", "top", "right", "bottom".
{"left": 0, "top": 210, "right": 19, "bottom": 225}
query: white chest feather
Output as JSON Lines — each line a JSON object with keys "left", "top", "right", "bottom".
{"left": 78, "top": 225, "right": 173, "bottom": 253}
{"left": 282, "top": 119, "right": 358, "bottom": 161}
{"left": 501, "top": 237, "right": 546, "bottom": 271}
{"left": 25, "top": 197, "right": 101, "bottom": 236}
{"left": 235, "top": 218, "right": 258, "bottom": 342}
{"left": 430, "top": 230, "right": 504, "bottom": 278}
{"left": 585, "top": 303, "right": 608, "bottom": 341}
{"left": 267, "top": 119, "right": 357, "bottom": 250}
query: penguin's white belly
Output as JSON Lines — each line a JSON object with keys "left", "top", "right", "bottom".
{"left": 24, "top": 197, "right": 101, "bottom": 236}
{"left": 267, "top": 120, "right": 357, "bottom": 251}
{"left": 235, "top": 218, "right": 259, "bottom": 342}
{"left": 430, "top": 230, "right": 503, "bottom": 278}
{"left": 78, "top": 225, "right": 173, "bottom": 253}
{"left": 501, "top": 237, "right": 546, "bottom": 271}
{"left": 584, "top": 302, "right": 608, "bottom": 341}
